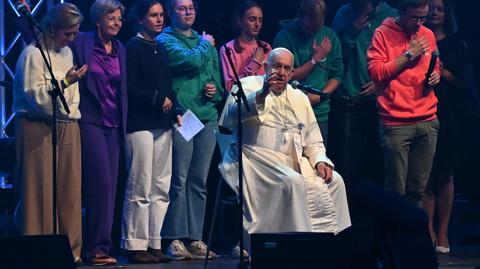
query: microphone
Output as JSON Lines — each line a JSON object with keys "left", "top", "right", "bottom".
{"left": 16, "top": 2, "right": 41, "bottom": 29}
{"left": 290, "top": 80, "right": 328, "bottom": 98}
{"left": 423, "top": 50, "right": 440, "bottom": 96}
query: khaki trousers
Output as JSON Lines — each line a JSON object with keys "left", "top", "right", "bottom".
{"left": 381, "top": 118, "right": 439, "bottom": 207}
{"left": 14, "top": 117, "right": 82, "bottom": 258}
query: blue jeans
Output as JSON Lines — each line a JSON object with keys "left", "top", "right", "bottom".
{"left": 161, "top": 121, "right": 218, "bottom": 240}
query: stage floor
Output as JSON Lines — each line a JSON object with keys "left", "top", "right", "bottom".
{"left": 77, "top": 247, "right": 480, "bottom": 269}
{"left": 79, "top": 256, "right": 240, "bottom": 269}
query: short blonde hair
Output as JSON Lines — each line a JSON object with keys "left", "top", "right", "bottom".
{"left": 90, "top": 0, "right": 125, "bottom": 25}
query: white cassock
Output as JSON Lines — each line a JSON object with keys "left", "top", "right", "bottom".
{"left": 219, "top": 76, "right": 351, "bottom": 235}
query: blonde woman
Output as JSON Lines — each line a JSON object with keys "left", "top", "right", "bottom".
{"left": 13, "top": 2, "right": 86, "bottom": 264}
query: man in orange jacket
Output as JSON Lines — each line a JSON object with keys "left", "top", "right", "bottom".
{"left": 367, "top": 0, "right": 440, "bottom": 207}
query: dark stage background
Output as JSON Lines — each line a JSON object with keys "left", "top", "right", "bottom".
{"left": 3, "top": 0, "right": 479, "bottom": 134}
{"left": 4, "top": 0, "right": 479, "bottom": 84}
{"left": 4, "top": 0, "right": 477, "bottom": 192}
{"left": 3, "top": 0, "right": 478, "bottom": 132}
{"left": 2, "top": 0, "right": 479, "bottom": 252}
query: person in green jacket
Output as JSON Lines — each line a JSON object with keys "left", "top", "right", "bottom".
{"left": 273, "top": 0, "right": 343, "bottom": 146}
{"left": 329, "top": 0, "right": 397, "bottom": 188}
{"left": 156, "top": 0, "right": 223, "bottom": 261}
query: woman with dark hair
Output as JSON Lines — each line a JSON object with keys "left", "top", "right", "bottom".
{"left": 68, "top": 0, "right": 127, "bottom": 265}
{"left": 12, "top": 3, "right": 86, "bottom": 264}
{"left": 424, "top": 0, "right": 475, "bottom": 254}
{"left": 219, "top": 0, "right": 271, "bottom": 92}
{"left": 120, "top": 0, "right": 181, "bottom": 263}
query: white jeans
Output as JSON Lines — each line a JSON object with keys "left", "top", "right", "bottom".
{"left": 121, "top": 129, "right": 172, "bottom": 250}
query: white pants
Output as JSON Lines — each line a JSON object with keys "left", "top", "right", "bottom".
{"left": 121, "top": 129, "right": 172, "bottom": 250}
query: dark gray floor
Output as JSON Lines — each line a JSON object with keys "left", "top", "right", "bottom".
{"left": 437, "top": 246, "right": 480, "bottom": 269}
{"left": 76, "top": 249, "right": 480, "bottom": 269}
{"left": 3, "top": 191, "right": 480, "bottom": 269}
{"left": 79, "top": 256, "right": 240, "bottom": 269}
{"left": 436, "top": 198, "right": 480, "bottom": 268}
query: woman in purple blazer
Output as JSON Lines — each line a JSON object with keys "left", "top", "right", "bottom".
{"left": 69, "top": 0, "right": 127, "bottom": 265}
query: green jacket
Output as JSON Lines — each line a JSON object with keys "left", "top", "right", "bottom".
{"left": 157, "top": 27, "right": 224, "bottom": 121}
{"left": 273, "top": 20, "right": 343, "bottom": 122}
{"left": 332, "top": 2, "right": 398, "bottom": 100}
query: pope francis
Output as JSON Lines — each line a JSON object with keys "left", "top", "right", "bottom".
{"left": 219, "top": 48, "right": 351, "bottom": 235}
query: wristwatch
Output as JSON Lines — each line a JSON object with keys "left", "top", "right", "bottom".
{"left": 310, "top": 57, "right": 327, "bottom": 65}
{"left": 403, "top": 50, "right": 414, "bottom": 61}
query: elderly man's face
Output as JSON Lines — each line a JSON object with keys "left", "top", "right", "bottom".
{"left": 266, "top": 51, "right": 294, "bottom": 94}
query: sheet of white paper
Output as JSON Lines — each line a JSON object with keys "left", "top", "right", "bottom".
{"left": 175, "top": 109, "right": 205, "bottom": 142}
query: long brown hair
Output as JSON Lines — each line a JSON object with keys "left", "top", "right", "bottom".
{"left": 233, "top": 0, "right": 268, "bottom": 54}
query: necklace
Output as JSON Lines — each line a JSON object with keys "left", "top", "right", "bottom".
{"left": 136, "top": 33, "right": 158, "bottom": 54}
{"left": 147, "top": 41, "right": 158, "bottom": 54}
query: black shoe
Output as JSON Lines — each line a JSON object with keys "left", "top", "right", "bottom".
{"left": 148, "top": 248, "right": 172, "bottom": 263}
{"left": 74, "top": 257, "right": 82, "bottom": 267}
{"left": 127, "top": 250, "right": 159, "bottom": 263}
{"left": 89, "top": 253, "right": 117, "bottom": 266}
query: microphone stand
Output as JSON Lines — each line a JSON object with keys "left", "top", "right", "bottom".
{"left": 26, "top": 17, "right": 71, "bottom": 235}
{"left": 203, "top": 45, "right": 250, "bottom": 269}
{"left": 225, "top": 45, "right": 250, "bottom": 269}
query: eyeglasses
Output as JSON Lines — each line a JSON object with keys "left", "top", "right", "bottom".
{"left": 105, "top": 16, "right": 123, "bottom": 23}
{"left": 176, "top": 6, "right": 196, "bottom": 14}
{"left": 408, "top": 15, "right": 428, "bottom": 23}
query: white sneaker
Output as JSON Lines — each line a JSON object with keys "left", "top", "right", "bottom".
{"left": 166, "top": 240, "right": 193, "bottom": 260}
{"left": 435, "top": 245, "right": 450, "bottom": 254}
{"left": 187, "top": 240, "right": 216, "bottom": 260}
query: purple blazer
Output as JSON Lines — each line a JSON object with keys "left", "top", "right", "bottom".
{"left": 69, "top": 32, "right": 128, "bottom": 137}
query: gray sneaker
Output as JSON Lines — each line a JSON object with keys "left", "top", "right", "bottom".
{"left": 166, "top": 240, "right": 193, "bottom": 261}
{"left": 187, "top": 241, "right": 216, "bottom": 260}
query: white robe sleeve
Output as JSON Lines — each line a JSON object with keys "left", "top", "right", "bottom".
{"left": 297, "top": 93, "right": 334, "bottom": 168}
{"left": 219, "top": 76, "right": 266, "bottom": 129}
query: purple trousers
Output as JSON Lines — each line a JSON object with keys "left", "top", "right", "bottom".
{"left": 80, "top": 123, "right": 120, "bottom": 260}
